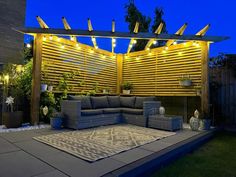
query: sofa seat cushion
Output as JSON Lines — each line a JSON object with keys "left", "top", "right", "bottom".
{"left": 103, "top": 108, "right": 121, "bottom": 114}
{"left": 81, "top": 109, "right": 103, "bottom": 116}
{"left": 91, "top": 96, "right": 109, "bottom": 109}
{"left": 120, "top": 96, "right": 136, "bottom": 108}
{"left": 121, "top": 108, "right": 143, "bottom": 115}
{"left": 68, "top": 95, "right": 92, "bottom": 109}
{"left": 107, "top": 96, "right": 120, "bottom": 108}
{"left": 135, "top": 96, "right": 155, "bottom": 109}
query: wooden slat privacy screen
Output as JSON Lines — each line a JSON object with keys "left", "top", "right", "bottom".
{"left": 123, "top": 42, "right": 205, "bottom": 96}
{"left": 41, "top": 36, "right": 117, "bottom": 94}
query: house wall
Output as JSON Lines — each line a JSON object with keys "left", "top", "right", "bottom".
{"left": 0, "top": 0, "right": 26, "bottom": 64}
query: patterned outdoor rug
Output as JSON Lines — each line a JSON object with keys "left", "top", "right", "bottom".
{"left": 34, "top": 124, "right": 175, "bottom": 162}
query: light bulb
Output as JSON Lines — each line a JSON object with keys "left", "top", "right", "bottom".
{"left": 153, "top": 41, "right": 157, "bottom": 45}
{"left": 49, "top": 36, "right": 53, "bottom": 40}
{"left": 173, "top": 41, "right": 177, "bottom": 45}
{"left": 112, "top": 38, "right": 116, "bottom": 43}
{"left": 133, "top": 40, "right": 137, "bottom": 44}
{"left": 43, "top": 36, "right": 46, "bottom": 41}
{"left": 26, "top": 43, "right": 31, "bottom": 48}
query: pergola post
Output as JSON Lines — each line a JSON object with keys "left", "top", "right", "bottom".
{"left": 201, "top": 42, "right": 210, "bottom": 116}
{"left": 116, "top": 54, "right": 123, "bottom": 94}
{"left": 31, "top": 34, "right": 43, "bottom": 125}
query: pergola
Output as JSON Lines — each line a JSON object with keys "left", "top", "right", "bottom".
{"left": 15, "top": 16, "right": 229, "bottom": 125}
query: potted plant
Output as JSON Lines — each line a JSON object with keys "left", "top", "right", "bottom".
{"left": 122, "top": 81, "right": 133, "bottom": 94}
{"left": 2, "top": 96, "right": 23, "bottom": 128}
{"left": 50, "top": 112, "right": 63, "bottom": 129}
{"left": 179, "top": 75, "right": 192, "bottom": 87}
{"left": 199, "top": 112, "right": 211, "bottom": 130}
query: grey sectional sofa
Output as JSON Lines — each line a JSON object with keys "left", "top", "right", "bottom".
{"left": 61, "top": 95, "right": 161, "bottom": 129}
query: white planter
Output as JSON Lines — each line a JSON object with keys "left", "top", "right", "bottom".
{"left": 41, "top": 84, "right": 48, "bottom": 92}
{"left": 122, "top": 90, "right": 131, "bottom": 94}
{"left": 179, "top": 80, "right": 192, "bottom": 87}
{"left": 48, "top": 86, "right": 53, "bottom": 92}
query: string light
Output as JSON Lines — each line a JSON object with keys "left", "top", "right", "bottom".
{"left": 26, "top": 43, "right": 31, "bottom": 48}
{"left": 196, "top": 43, "right": 200, "bottom": 47}
{"left": 43, "top": 36, "right": 46, "bottom": 41}
{"left": 162, "top": 50, "right": 167, "bottom": 53}
{"left": 95, "top": 46, "right": 98, "bottom": 49}
{"left": 133, "top": 40, "right": 137, "bottom": 44}
{"left": 76, "top": 43, "right": 81, "bottom": 49}
{"left": 92, "top": 37, "right": 96, "bottom": 42}
{"left": 102, "top": 55, "right": 106, "bottom": 59}
{"left": 173, "top": 41, "right": 177, "bottom": 45}
{"left": 61, "top": 45, "right": 65, "bottom": 49}
{"left": 136, "top": 57, "right": 140, "bottom": 61}
{"left": 49, "top": 36, "right": 53, "bottom": 40}
{"left": 129, "top": 44, "right": 133, "bottom": 48}
{"left": 146, "top": 48, "right": 150, "bottom": 51}
{"left": 71, "top": 36, "right": 75, "bottom": 41}
{"left": 90, "top": 49, "right": 94, "bottom": 53}
{"left": 153, "top": 40, "right": 157, "bottom": 45}
{"left": 148, "top": 52, "right": 152, "bottom": 56}
{"left": 57, "top": 38, "right": 61, "bottom": 42}
{"left": 112, "top": 38, "right": 116, "bottom": 43}
{"left": 178, "top": 52, "right": 182, "bottom": 55}
{"left": 113, "top": 43, "right": 116, "bottom": 47}
{"left": 165, "top": 46, "right": 169, "bottom": 50}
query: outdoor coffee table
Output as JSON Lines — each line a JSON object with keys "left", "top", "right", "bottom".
{"left": 148, "top": 114, "right": 183, "bottom": 131}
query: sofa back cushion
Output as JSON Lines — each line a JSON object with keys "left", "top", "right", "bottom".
{"left": 120, "top": 96, "right": 136, "bottom": 108}
{"left": 67, "top": 95, "right": 92, "bottom": 109}
{"left": 135, "top": 96, "right": 155, "bottom": 109}
{"left": 91, "top": 96, "right": 109, "bottom": 109}
{"left": 107, "top": 96, "right": 120, "bottom": 108}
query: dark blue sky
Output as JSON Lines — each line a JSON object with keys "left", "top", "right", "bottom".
{"left": 25, "top": 0, "right": 235, "bottom": 56}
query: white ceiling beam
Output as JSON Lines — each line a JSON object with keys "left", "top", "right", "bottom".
{"left": 36, "top": 16, "right": 49, "bottom": 29}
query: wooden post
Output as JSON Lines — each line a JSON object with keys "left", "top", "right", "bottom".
{"left": 201, "top": 42, "right": 210, "bottom": 115}
{"left": 116, "top": 54, "right": 123, "bottom": 94}
{"left": 31, "top": 34, "right": 43, "bottom": 125}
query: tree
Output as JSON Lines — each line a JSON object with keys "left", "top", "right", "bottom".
{"left": 125, "top": 2, "right": 167, "bottom": 52}
{"left": 125, "top": 2, "right": 151, "bottom": 51}
{"left": 151, "top": 7, "right": 167, "bottom": 47}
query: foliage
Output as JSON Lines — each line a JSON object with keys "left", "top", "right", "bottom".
{"left": 125, "top": 2, "right": 167, "bottom": 51}
{"left": 122, "top": 81, "right": 133, "bottom": 90}
{"left": 151, "top": 7, "right": 168, "bottom": 47}
{"left": 40, "top": 91, "right": 56, "bottom": 122}
{"left": 151, "top": 132, "right": 236, "bottom": 177}
{"left": 125, "top": 2, "right": 151, "bottom": 51}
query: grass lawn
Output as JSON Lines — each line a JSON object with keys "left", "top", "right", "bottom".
{"left": 151, "top": 131, "right": 236, "bottom": 177}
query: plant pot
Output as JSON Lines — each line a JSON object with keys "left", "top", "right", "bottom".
{"left": 103, "top": 89, "right": 109, "bottom": 94}
{"left": 122, "top": 90, "right": 131, "bottom": 94}
{"left": 41, "top": 84, "right": 48, "bottom": 92}
{"left": 179, "top": 80, "right": 192, "bottom": 87}
{"left": 2, "top": 111, "right": 23, "bottom": 128}
{"left": 50, "top": 117, "right": 62, "bottom": 129}
{"left": 48, "top": 85, "right": 53, "bottom": 92}
{"left": 199, "top": 119, "right": 211, "bottom": 130}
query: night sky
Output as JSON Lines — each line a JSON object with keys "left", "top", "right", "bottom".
{"left": 25, "top": 0, "right": 235, "bottom": 57}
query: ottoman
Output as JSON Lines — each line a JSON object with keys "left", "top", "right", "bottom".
{"left": 148, "top": 114, "right": 183, "bottom": 131}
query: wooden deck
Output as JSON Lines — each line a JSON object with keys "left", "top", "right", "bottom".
{"left": 0, "top": 125, "right": 214, "bottom": 177}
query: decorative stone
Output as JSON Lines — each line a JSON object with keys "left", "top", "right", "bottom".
{"left": 159, "top": 106, "right": 165, "bottom": 115}
{"left": 189, "top": 116, "right": 199, "bottom": 131}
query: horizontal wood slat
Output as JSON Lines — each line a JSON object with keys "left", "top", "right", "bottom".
{"left": 41, "top": 37, "right": 117, "bottom": 94}
{"left": 123, "top": 41, "right": 204, "bottom": 96}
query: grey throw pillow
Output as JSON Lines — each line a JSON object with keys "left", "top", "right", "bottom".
{"left": 120, "top": 96, "right": 136, "bottom": 108}
{"left": 67, "top": 95, "right": 92, "bottom": 109}
{"left": 107, "top": 96, "right": 120, "bottom": 108}
{"left": 91, "top": 96, "right": 109, "bottom": 109}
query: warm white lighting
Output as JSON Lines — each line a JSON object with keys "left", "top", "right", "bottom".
{"left": 112, "top": 55, "right": 116, "bottom": 59}
{"left": 113, "top": 43, "right": 116, "bottom": 47}
{"left": 71, "top": 36, "right": 75, "bottom": 41}
{"left": 95, "top": 46, "right": 98, "bottom": 49}
{"left": 178, "top": 52, "right": 182, "bottom": 55}
{"left": 136, "top": 57, "right": 140, "bottom": 61}
{"left": 92, "top": 37, "right": 96, "bottom": 42}
{"left": 129, "top": 44, "right": 133, "bottom": 48}
{"left": 162, "top": 50, "right": 167, "bottom": 53}
{"left": 196, "top": 43, "right": 200, "bottom": 47}
{"left": 102, "top": 55, "right": 106, "bottom": 59}
{"left": 26, "top": 43, "right": 31, "bottom": 48}
{"left": 148, "top": 52, "right": 152, "bottom": 56}
{"left": 173, "top": 41, "right": 177, "bottom": 45}
{"left": 146, "top": 48, "right": 150, "bottom": 51}
{"left": 153, "top": 40, "right": 157, "bottom": 45}
{"left": 76, "top": 43, "right": 81, "bottom": 49}
{"left": 165, "top": 46, "right": 169, "bottom": 50}
{"left": 112, "top": 38, "right": 116, "bottom": 43}
{"left": 133, "top": 40, "right": 137, "bottom": 44}
{"left": 124, "top": 55, "right": 128, "bottom": 59}
{"left": 43, "top": 36, "right": 46, "bottom": 41}
{"left": 57, "top": 38, "right": 61, "bottom": 42}
{"left": 183, "top": 42, "right": 187, "bottom": 46}
{"left": 90, "top": 49, "right": 94, "bottom": 53}
{"left": 49, "top": 36, "right": 53, "bottom": 40}
{"left": 193, "top": 41, "right": 197, "bottom": 46}
{"left": 61, "top": 45, "right": 65, "bottom": 49}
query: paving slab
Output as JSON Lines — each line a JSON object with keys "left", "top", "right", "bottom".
{"left": 140, "top": 140, "right": 172, "bottom": 152}
{"left": 14, "top": 140, "right": 62, "bottom": 158}
{"left": 111, "top": 147, "right": 153, "bottom": 164}
{"left": 0, "top": 137, "right": 20, "bottom": 154}
{"left": 0, "top": 130, "right": 41, "bottom": 143}
{"left": 0, "top": 151, "right": 54, "bottom": 177}
{"left": 33, "top": 170, "right": 69, "bottom": 177}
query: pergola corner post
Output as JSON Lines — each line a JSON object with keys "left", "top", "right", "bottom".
{"left": 31, "top": 34, "right": 43, "bottom": 125}
{"left": 116, "top": 54, "right": 123, "bottom": 94}
{"left": 201, "top": 41, "right": 210, "bottom": 116}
